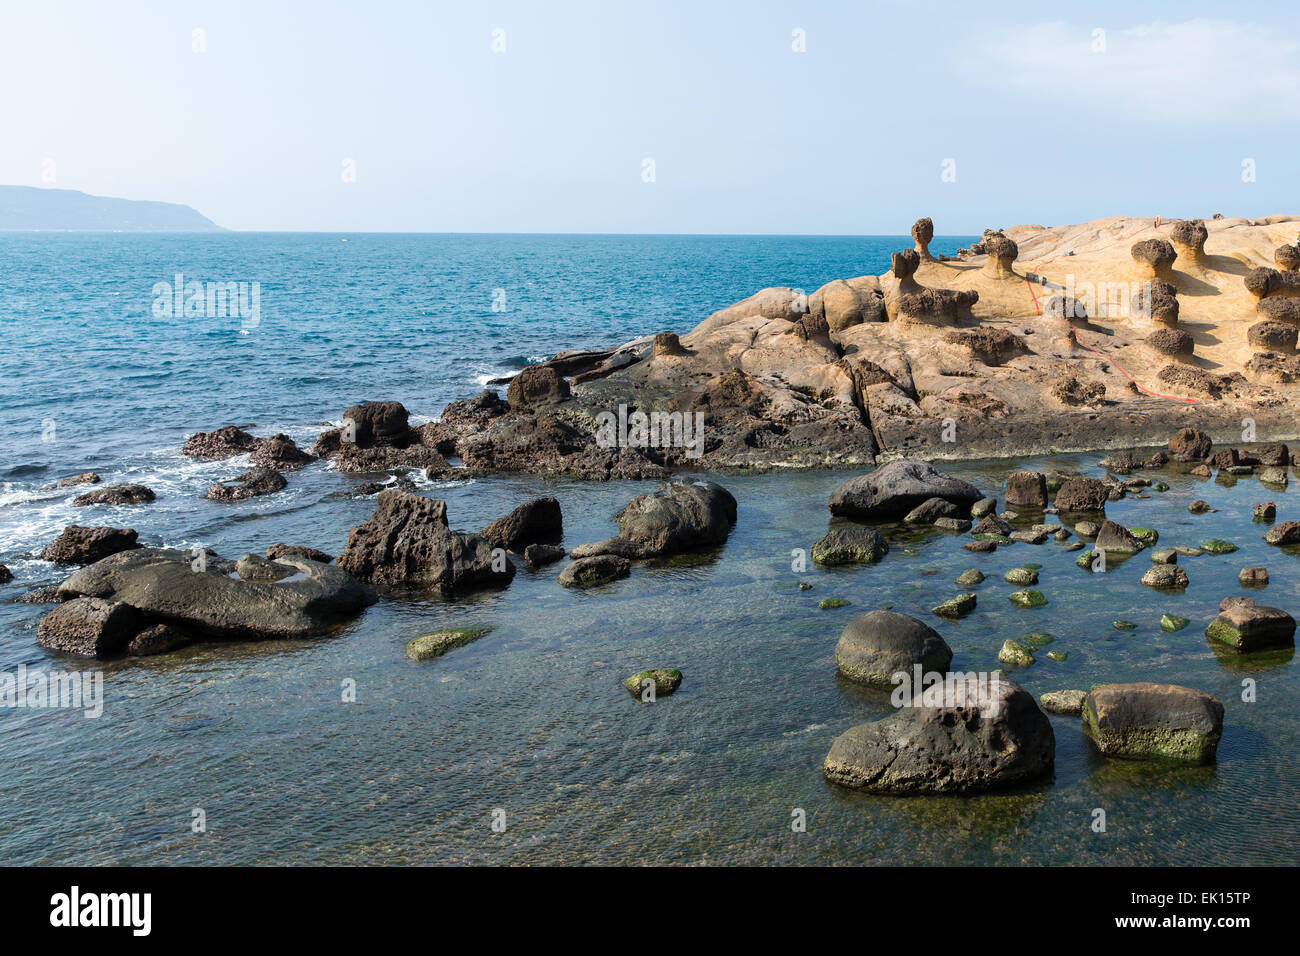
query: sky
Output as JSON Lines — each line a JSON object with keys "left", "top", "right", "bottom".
{"left": 2, "top": 0, "right": 1297, "bottom": 233}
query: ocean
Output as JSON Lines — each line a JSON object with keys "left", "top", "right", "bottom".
{"left": 1, "top": 233, "right": 1296, "bottom": 865}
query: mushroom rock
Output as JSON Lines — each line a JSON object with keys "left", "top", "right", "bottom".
{"left": 1132, "top": 278, "right": 1180, "bottom": 328}
{"left": 1144, "top": 327, "right": 1195, "bottom": 359}
{"left": 891, "top": 249, "right": 922, "bottom": 293}
{"left": 1245, "top": 267, "right": 1300, "bottom": 300}
{"left": 1257, "top": 297, "right": 1300, "bottom": 326}
{"left": 1044, "top": 294, "right": 1089, "bottom": 327}
{"left": 1274, "top": 243, "right": 1300, "bottom": 272}
{"left": 1131, "top": 238, "right": 1178, "bottom": 282}
{"left": 911, "top": 217, "right": 935, "bottom": 260}
{"left": 981, "top": 232, "right": 1019, "bottom": 277}
{"left": 1248, "top": 321, "right": 1298, "bottom": 354}
{"left": 1170, "top": 219, "right": 1207, "bottom": 265}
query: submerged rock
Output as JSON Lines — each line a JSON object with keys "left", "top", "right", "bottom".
{"left": 955, "top": 568, "right": 985, "bottom": 587}
{"left": 823, "top": 676, "right": 1054, "bottom": 793}
{"left": 557, "top": 555, "right": 631, "bottom": 588}
{"left": 1083, "top": 682, "right": 1224, "bottom": 763}
{"left": 903, "top": 497, "right": 959, "bottom": 524}
{"left": 623, "top": 669, "right": 682, "bottom": 700}
{"left": 828, "top": 459, "right": 981, "bottom": 520}
{"left": 1201, "top": 539, "right": 1237, "bottom": 554}
{"left": 406, "top": 628, "right": 490, "bottom": 661}
{"left": 1009, "top": 589, "right": 1047, "bottom": 607}
{"left": 834, "top": 610, "right": 952, "bottom": 685}
{"left": 1040, "top": 689, "right": 1086, "bottom": 716}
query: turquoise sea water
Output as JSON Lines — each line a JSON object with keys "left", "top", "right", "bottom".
{"left": 1, "top": 234, "right": 1297, "bottom": 865}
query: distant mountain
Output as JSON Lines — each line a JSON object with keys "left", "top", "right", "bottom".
{"left": 0, "top": 185, "right": 224, "bottom": 232}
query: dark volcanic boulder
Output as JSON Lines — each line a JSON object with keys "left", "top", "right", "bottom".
{"left": 250, "top": 433, "right": 314, "bottom": 471}
{"left": 337, "top": 490, "right": 515, "bottom": 593}
{"left": 0, "top": 564, "right": 10, "bottom": 583}
{"left": 1054, "top": 476, "right": 1108, "bottom": 512}
{"left": 1205, "top": 603, "right": 1296, "bottom": 652}
{"left": 616, "top": 480, "right": 737, "bottom": 556}
{"left": 182, "top": 425, "right": 258, "bottom": 460}
{"left": 235, "top": 553, "right": 295, "bottom": 582}
{"left": 1095, "top": 519, "right": 1144, "bottom": 554}
{"left": 1005, "top": 470, "right": 1048, "bottom": 508}
{"left": 72, "top": 484, "right": 155, "bottom": 507}
{"left": 1169, "top": 427, "right": 1212, "bottom": 462}
{"left": 481, "top": 497, "right": 563, "bottom": 551}
{"left": 56, "top": 548, "right": 375, "bottom": 640}
{"left": 126, "top": 623, "right": 194, "bottom": 657}
{"left": 506, "top": 366, "right": 571, "bottom": 411}
{"left": 421, "top": 390, "right": 509, "bottom": 453}
{"left": 811, "top": 524, "right": 888, "bottom": 566}
{"left": 41, "top": 526, "right": 140, "bottom": 565}
{"left": 1083, "top": 683, "right": 1224, "bottom": 763}
{"left": 557, "top": 555, "right": 631, "bottom": 588}
{"left": 36, "top": 597, "right": 143, "bottom": 657}
{"left": 824, "top": 676, "right": 1053, "bottom": 793}
{"left": 834, "top": 610, "right": 952, "bottom": 684}
{"left": 206, "top": 466, "right": 287, "bottom": 501}
{"left": 828, "top": 459, "right": 981, "bottom": 520}
{"left": 343, "top": 401, "right": 411, "bottom": 446}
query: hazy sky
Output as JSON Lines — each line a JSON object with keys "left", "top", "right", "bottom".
{"left": 2, "top": 1, "right": 1297, "bottom": 233}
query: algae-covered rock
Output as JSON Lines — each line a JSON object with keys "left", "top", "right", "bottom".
{"left": 811, "top": 524, "right": 888, "bottom": 566}
{"left": 1009, "top": 589, "right": 1047, "bottom": 608}
{"left": 1022, "top": 632, "right": 1056, "bottom": 647}
{"left": 623, "top": 669, "right": 683, "bottom": 700}
{"left": 956, "top": 568, "right": 985, "bottom": 587}
{"left": 998, "top": 639, "right": 1035, "bottom": 667}
{"left": 1205, "top": 604, "right": 1296, "bottom": 652}
{"left": 1201, "top": 539, "right": 1237, "bottom": 554}
{"left": 406, "top": 627, "right": 490, "bottom": 661}
{"left": 1004, "top": 567, "right": 1038, "bottom": 586}
{"left": 1160, "top": 614, "right": 1190, "bottom": 632}
{"left": 1046, "top": 650, "right": 1068, "bottom": 662}
{"left": 1040, "top": 689, "right": 1086, "bottom": 716}
{"left": 1083, "top": 682, "right": 1224, "bottom": 763}
{"left": 932, "top": 592, "right": 977, "bottom": 619}
{"left": 819, "top": 598, "right": 850, "bottom": 609}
